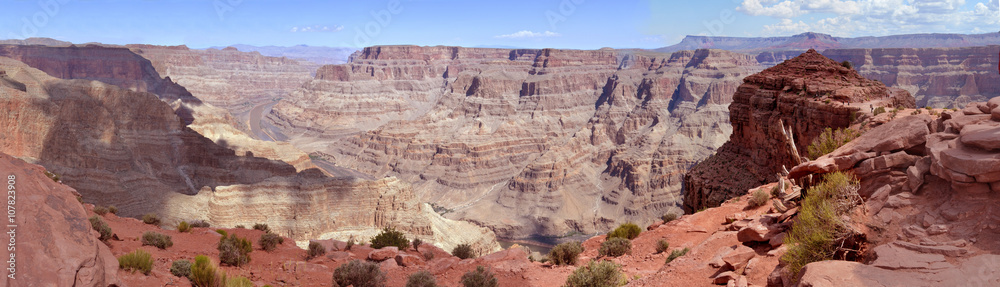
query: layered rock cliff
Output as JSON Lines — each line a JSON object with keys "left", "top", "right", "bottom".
{"left": 0, "top": 56, "right": 500, "bottom": 253}
{"left": 683, "top": 49, "right": 914, "bottom": 212}
{"left": 267, "top": 46, "right": 763, "bottom": 238}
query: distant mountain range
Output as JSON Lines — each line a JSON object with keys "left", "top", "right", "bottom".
{"left": 656, "top": 32, "right": 1000, "bottom": 53}
{"left": 213, "top": 44, "right": 358, "bottom": 65}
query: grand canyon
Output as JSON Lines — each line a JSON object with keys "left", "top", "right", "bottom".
{"left": 3, "top": 1, "right": 1000, "bottom": 286}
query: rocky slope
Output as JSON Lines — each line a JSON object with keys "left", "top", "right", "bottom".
{"left": 266, "top": 45, "right": 763, "bottom": 238}
{"left": 0, "top": 56, "right": 500, "bottom": 253}
{"left": 0, "top": 152, "right": 120, "bottom": 286}
{"left": 683, "top": 49, "right": 914, "bottom": 212}
{"left": 824, "top": 46, "right": 1000, "bottom": 108}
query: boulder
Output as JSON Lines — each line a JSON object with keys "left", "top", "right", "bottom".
{"left": 993, "top": 107, "right": 1000, "bottom": 121}
{"left": 378, "top": 257, "right": 399, "bottom": 270}
{"left": 721, "top": 245, "right": 756, "bottom": 270}
{"left": 368, "top": 247, "right": 399, "bottom": 261}
{"left": 712, "top": 271, "right": 737, "bottom": 285}
{"left": 988, "top": 97, "right": 1000, "bottom": 110}
{"left": 0, "top": 153, "right": 120, "bottom": 287}
{"left": 395, "top": 254, "right": 425, "bottom": 267}
{"left": 959, "top": 125, "right": 1000, "bottom": 151}
{"left": 736, "top": 215, "right": 784, "bottom": 243}
{"left": 797, "top": 260, "right": 926, "bottom": 287}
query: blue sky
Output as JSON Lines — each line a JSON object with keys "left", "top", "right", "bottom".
{"left": 1, "top": 0, "right": 997, "bottom": 49}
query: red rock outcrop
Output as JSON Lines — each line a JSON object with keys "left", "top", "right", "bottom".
{"left": 683, "top": 49, "right": 914, "bottom": 212}
{"left": 824, "top": 46, "right": 1000, "bottom": 108}
{"left": 0, "top": 152, "right": 120, "bottom": 286}
{"left": 268, "top": 46, "right": 763, "bottom": 238}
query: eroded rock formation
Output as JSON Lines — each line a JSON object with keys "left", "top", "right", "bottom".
{"left": 683, "top": 49, "right": 914, "bottom": 212}
{"left": 266, "top": 45, "right": 763, "bottom": 238}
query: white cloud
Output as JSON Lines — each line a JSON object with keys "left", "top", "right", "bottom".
{"left": 290, "top": 25, "right": 344, "bottom": 33}
{"left": 494, "top": 30, "right": 561, "bottom": 39}
{"left": 741, "top": 0, "right": 1000, "bottom": 36}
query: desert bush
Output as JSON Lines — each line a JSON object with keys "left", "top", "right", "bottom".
{"left": 665, "top": 248, "right": 689, "bottom": 264}
{"left": 332, "top": 259, "right": 386, "bottom": 287}
{"left": 93, "top": 206, "right": 108, "bottom": 215}
{"left": 661, "top": 213, "right": 678, "bottom": 223}
{"left": 118, "top": 249, "right": 153, "bottom": 275}
{"left": 252, "top": 223, "right": 270, "bottom": 233}
{"left": 178, "top": 221, "right": 192, "bottom": 233}
{"left": 141, "top": 231, "right": 173, "bottom": 249}
{"left": 345, "top": 235, "right": 356, "bottom": 251}
{"left": 190, "top": 255, "right": 224, "bottom": 287}
{"left": 423, "top": 250, "right": 435, "bottom": 261}
{"left": 598, "top": 237, "right": 631, "bottom": 257}
{"left": 840, "top": 60, "right": 853, "bottom": 69}
{"left": 190, "top": 220, "right": 210, "bottom": 228}
{"left": 807, "top": 127, "right": 861, "bottom": 159}
{"left": 215, "top": 229, "right": 228, "bottom": 237}
{"left": 259, "top": 232, "right": 284, "bottom": 252}
{"left": 235, "top": 225, "right": 245, "bottom": 229}
{"left": 782, "top": 172, "right": 862, "bottom": 277}
{"left": 548, "top": 241, "right": 584, "bottom": 265}
{"left": 108, "top": 205, "right": 118, "bottom": 214}
{"left": 218, "top": 233, "right": 252, "bottom": 266}
{"left": 565, "top": 260, "right": 627, "bottom": 287}
{"left": 307, "top": 241, "right": 325, "bottom": 260}
{"left": 452, "top": 243, "right": 476, "bottom": 259}
{"left": 460, "top": 266, "right": 498, "bottom": 287}
{"left": 873, "top": 106, "right": 886, "bottom": 116}
{"left": 405, "top": 270, "right": 438, "bottom": 287}
{"left": 226, "top": 276, "right": 253, "bottom": 287}
{"left": 142, "top": 213, "right": 161, "bottom": 225}
{"left": 748, "top": 188, "right": 770, "bottom": 208}
{"left": 89, "top": 216, "right": 112, "bottom": 241}
{"left": 370, "top": 226, "right": 409, "bottom": 250}
{"left": 655, "top": 239, "right": 670, "bottom": 254}
{"left": 170, "top": 259, "right": 192, "bottom": 278}
{"left": 412, "top": 238, "right": 423, "bottom": 251}
{"left": 43, "top": 170, "right": 60, "bottom": 182}
{"left": 606, "top": 223, "right": 641, "bottom": 240}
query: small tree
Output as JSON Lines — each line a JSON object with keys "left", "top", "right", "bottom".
{"left": 460, "top": 266, "right": 498, "bottom": 287}
{"left": 548, "top": 241, "right": 584, "bottom": 265}
{"left": 412, "top": 238, "right": 423, "bottom": 251}
{"left": 370, "top": 226, "right": 409, "bottom": 250}
{"left": 452, "top": 243, "right": 476, "bottom": 259}
{"left": 332, "top": 260, "right": 386, "bottom": 287}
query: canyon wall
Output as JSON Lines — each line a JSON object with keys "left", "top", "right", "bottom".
{"left": 683, "top": 49, "right": 914, "bottom": 212}
{"left": 824, "top": 46, "right": 1000, "bottom": 109}
{"left": 267, "top": 46, "right": 763, "bottom": 238}
{"left": 0, "top": 56, "right": 499, "bottom": 253}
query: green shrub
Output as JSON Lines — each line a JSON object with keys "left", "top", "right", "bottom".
{"left": 332, "top": 259, "right": 386, "bottom": 287}
{"left": 405, "top": 270, "right": 438, "bottom": 287}
{"left": 807, "top": 127, "right": 861, "bottom": 159}
{"left": 452, "top": 243, "right": 476, "bottom": 259}
{"left": 345, "top": 235, "right": 356, "bottom": 251}
{"left": 607, "top": 223, "right": 641, "bottom": 240}
{"left": 661, "top": 213, "right": 678, "bottom": 223}
{"left": 89, "top": 216, "right": 112, "bottom": 241}
{"left": 840, "top": 60, "right": 853, "bottom": 69}
{"left": 412, "top": 238, "right": 423, "bottom": 251}
{"left": 565, "top": 260, "right": 627, "bottom": 287}
{"left": 190, "top": 255, "right": 224, "bottom": 287}
{"left": 190, "top": 220, "right": 211, "bottom": 228}
{"left": 252, "top": 223, "right": 270, "bottom": 233}
{"left": 170, "top": 259, "right": 192, "bottom": 278}
{"left": 370, "top": 226, "right": 409, "bottom": 250}
{"left": 655, "top": 239, "right": 670, "bottom": 254}
{"left": 108, "top": 205, "right": 117, "bottom": 214}
{"left": 873, "top": 106, "right": 886, "bottom": 116}
{"left": 226, "top": 276, "right": 253, "bottom": 287}
{"left": 141, "top": 231, "right": 173, "bottom": 249}
{"left": 307, "top": 241, "right": 325, "bottom": 260}
{"left": 460, "top": 266, "right": 498, "bottom": 287}
{"left": 259, "top": 232, "right": 284, "bottom": 252}
{"left": 598, "top": 237, "right": 631, "bottom": 257}
{"left": 218, "top": 233, "right": 252, "bottom": 266}
{"left": 43, "top": 170, "right": 60, "bottom": 182}
{"left": 142, "top": 213, "right": 161, "bottom": 225}
{"left": 423, "top": 250, "right": 435, "bottom": 261}
{"left": 93, "top": 206, "right": 108, "bottom": 215}
{"left": 215, "top": 229, "right": 228, "bottom": 237}
{"left": 178, "top": 221, "right": 192, "bottom": 233}
{"left": 748, "top": 188, "right": 770, "bottom": 208}
{"left": 548, "top": 241, "right": 584, "bottom": 265}
{"left": 666, "top": 248, "right": 690, "bottom": 264}
{"left": 118, "top": 249, "right": 153, "bottom": 275}
{"left": 782, "top": 172, "right": 862, "bottom": 277}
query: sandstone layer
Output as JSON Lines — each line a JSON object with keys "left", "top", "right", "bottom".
{"left": 0, "top": 56, "right": 499, "bottom": 253}
{"left": 683, "top": 49, "right": 914, "bottom": 212}
{"left": 0, "top": 152, "right": 120, "bottom": 287}
{"left": 267, "top": 46, "right": 763, "bottom": 238}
